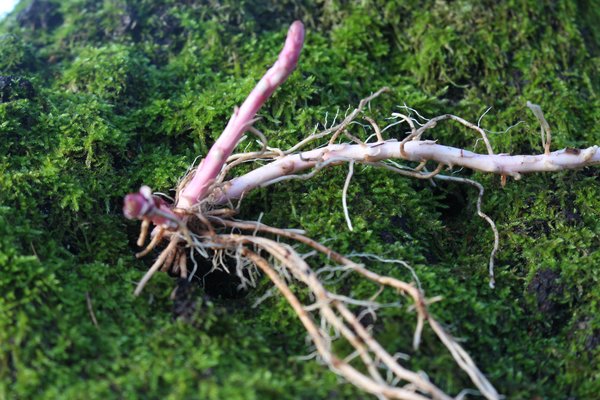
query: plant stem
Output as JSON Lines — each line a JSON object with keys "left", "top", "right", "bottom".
{"left": 176, "top": 21, "right": 305, "bottom": 209}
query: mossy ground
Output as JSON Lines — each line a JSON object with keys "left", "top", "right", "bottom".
{"left": 1, "top": 0, "right": 599, "bottom": 398}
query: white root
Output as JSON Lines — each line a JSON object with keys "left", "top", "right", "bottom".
{"left": 342, "top": 160, "right": 355, "bottom": 231}
{"left": 130, "top": 89, "right": 599, "bottom": 400}
{"left": 213, "top": 141, "right": 599, "bottom": 203}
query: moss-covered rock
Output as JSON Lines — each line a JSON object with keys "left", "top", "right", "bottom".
{"left": 0, "top": 0, "right": 598, "bottom": 398}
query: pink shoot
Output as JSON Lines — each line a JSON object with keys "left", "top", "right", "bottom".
{"left": 176, "top": 21, "right": 305, "bottom": 209}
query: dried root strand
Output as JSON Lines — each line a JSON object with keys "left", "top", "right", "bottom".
{"left": 133, "top": 213, "right": 500, "bottom": 398}
{"left": 328, "top": 87, "right": 390, "bottom": 145}
{"left": 197, "top": 225, "right": 500, "bottom": 400}
{"left": 134, "top": 236, "right": 179, "bottom": 296}
{"left": 137, "top": 218, "right": 150, "bottom": 247}
{"left": 526, "top": 101, "right": 552, "bottom": 155}
{"left": 434, "top": 174, "right": 500, "bottom": 288}
{"left": 135, "top": 227, "right": 165, "bottom": 258}
{"left": 231, "top": 235, "right": 451, "bottom": 400}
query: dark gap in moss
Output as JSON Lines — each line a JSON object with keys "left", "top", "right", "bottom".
{"left": 584, "top": 329, "right": 599, "bottom": 352}
{"left": 433, "top": 183, "right": 469, "bottom": 222}
{"left": 172, "top": 277, "right": 205, "bottom": 322}
{"left": 17, "top": 0, "right": 63, "bottom": 32}
{"left": 170, "top": 213, "right": 249, "bottom": 300}
{"left": 575, "top": 0, "right": 600, "bottom": 57}
{"left": 185, "top": 251, "right": 247, "bottom": 300}
{"left": 0, "top": 75, "right": 35, "bottom": 102}
{"left": 526, "top": 268, "right": 571, "bottom": 336}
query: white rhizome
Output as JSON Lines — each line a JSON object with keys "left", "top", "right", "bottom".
{"left": 123, "top": 21, "right": 599, "bottom": 400}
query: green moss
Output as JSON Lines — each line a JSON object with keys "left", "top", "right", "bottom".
{"left": 0, "top": 0, "right": 599, "bottom": 398}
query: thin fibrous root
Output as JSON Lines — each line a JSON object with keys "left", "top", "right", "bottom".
{"left": 526, "top": 101, "right": 552, "bottom": 156}
{"left": 364, "top": 116, "right": 384, "bottom": 142}
{"left": 137, "top": 218, "right": 150, "bottom": 247}
{"left": 204, "top": 229, "right": 499, "bottom": 400}
{"left": 179, "top": 250, "right": 188, "bottom": 279}
{"left": 328, "top": 87, "right": 390, "bottom": 146}
{"left": 134, "top": 236, "right": 179, "bottom": 296}
{"left": 434, "top": 174, "right": 499, "bottom": 288}
{"left": 398, "top": 113, "right": 495, "bottom": 156}
{"left": 342, "top": 160, "right": 355, "bottom": 231}
{"left": 136, "top": 227, "right": 165, "bottom": 258}
{"left": 235, "top": 238, "right": 451, "bottom": 400}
